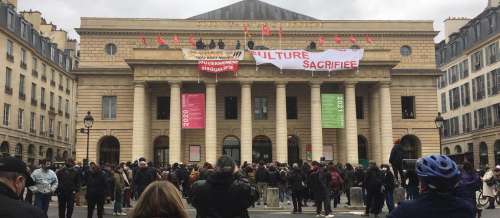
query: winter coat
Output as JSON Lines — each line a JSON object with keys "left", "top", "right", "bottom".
{"left": 30, "top": 168, "right": 58, "bottom": 194}
{"left": 113, "top": 172, "right": 126, "bottom": 194}
{"left": 268, "top": 169, "right": 280, "bottom": 187}
{"left": 85, "top": 169, "right": 108, "bottom": 199}
{"left": 56, "top": 167, "right": 80, "bottom": 195}
{"left": 287, "top": 168, "right": 305, "bottom": 192}
{"left": 343, "top": 168, "right": 354, "bottom": 190}
{"left": 389, "top": 144, "right": 405, "bottom": 168}
{"left": 364, "top": 167, "right": 383, "bottom": 193}
{"left": 353, "top": 168, "right": 365, "bottom": 187}
{"left": 387, "top": 192, "right": 474, "bottom": 218}
{"left": 482, "top": 170, "right": 496, "bottom": 197}
{"left": 310, "top": 167, "right": 331, "bottom": 199}
{"left": 255, "top": 167, "right": 270, "bottom": 183}
{"left": 133, "top": 167, "right": 156, "bottom": 196}
{"left": 455, "top": 170, "right": 481, "bottom": 208}
{"left": 382, "top": 170, "right": 396, "bottom": 192}
{"left": 190, "top": 172, "right": 259, "bottom": 218}
{"left": 0, "top": 183, "right": 46, "bottom": 218}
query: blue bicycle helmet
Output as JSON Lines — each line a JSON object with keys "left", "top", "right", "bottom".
{"left": 415, "top": 155, "right": 460, "bottom": 190}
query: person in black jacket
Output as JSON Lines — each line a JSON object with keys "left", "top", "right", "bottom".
{"left": 363, "top": 162, "right": 384, "bottom": 217}
{"left": 85, "top": 162, "right": 108, "bottom": 218}
{"left": 381, "top": 164, "right": 396, "bottom": 213}
{"left": 389, "top": 140, "right": 405, "bottom": 182}
{"left": 56, "top": 159, "right": 80, "bottom": 218}
{"left": 255, "top": 162, "right": 269, "bottom": 205}
{"left": 133, "top": 161, "right": 156, "bottom": 197}
{"left": 0, "top": 156, "right": 45, "bottom": 218}
{"left": 288, "top": 163, "right": 305, "bottom": 213}
{"left": 310, "top": 162, "right": 333, "bottom": 217}
{"left": 190, "top": 156, "right": 259, "bottom": 218}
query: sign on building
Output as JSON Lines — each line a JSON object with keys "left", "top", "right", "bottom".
{"left": 182, "top": 48, "right": 245, "bottom": 60}
{"left": 197, "top": 60, "right": 239, "bottom": 74}
{"left": 181, "top": 93, "right": 205, "bottom": 129}
{"left": 321, "top": 93, "right": 344, "bottom": 128}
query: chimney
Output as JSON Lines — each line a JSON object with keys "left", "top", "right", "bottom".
{"left": 20, "top": 10, "right": 42, "bottom": 32}
{"left": 444, "top": 17, "right": 471, "bottom": 43}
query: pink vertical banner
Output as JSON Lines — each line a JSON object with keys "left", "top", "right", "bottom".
{"left": 182, "top": 93, "right": 205, "bottom": 129}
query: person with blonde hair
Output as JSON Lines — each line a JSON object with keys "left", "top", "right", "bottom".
{"left": 129, "top": 180, "right": 188, "bottom": 218}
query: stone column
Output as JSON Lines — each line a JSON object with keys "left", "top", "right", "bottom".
{"left": 380, "top": 82, "right": 394, "bottom": 163}
{"left": 275, "top": 82, "right": 288, "bottom": 163}
{"left": 132, "top": 82, "right": 147, "bottom": 160}
{"left": 169, "top": 82, "right": 182, "bottom": 163}
{"left": 345, "top": 82, "right": 359, "bottom": 164}
{"left": 205, "top": 82, "right": 217, "bottom": 164}
{"left": 369, "top": 85, "right": 382, "bottom": 164}
{"left": 240, "top": 82, "right": 253, "bottom": 164}
{"left": 336, "top": 128, "right": 346, "bottom": 163}
{"left": 310, "top": 82, "right": 323, "bottom": 161}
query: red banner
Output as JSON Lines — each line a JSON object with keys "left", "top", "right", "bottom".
{"left": 197, "top": 60, "right": 239, "bottom": 74}
{"left": 182, "top": 93, "right": 205, "bottom": 129}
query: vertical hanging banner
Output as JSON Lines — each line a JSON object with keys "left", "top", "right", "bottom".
{"left": 182, "top": 93, "right": 205, "bottom": 129}
{"left": 321, "top": 94, "right": 345, "bottom": 128}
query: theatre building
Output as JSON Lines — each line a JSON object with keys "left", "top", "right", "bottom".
{"left": 74, "top": 0, "right": 440, "bottom": 166}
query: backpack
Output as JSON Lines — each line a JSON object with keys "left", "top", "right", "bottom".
{"left": 330, "top": 171, "right": 344, "bottom": 190}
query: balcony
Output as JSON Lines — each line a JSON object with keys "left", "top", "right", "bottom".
{"left": 50, "top": 80, "right": 56, "bottom": 87}
{"left": 58, "top": 85, "right": 63, "bottom": 91}
{"left": 20, "top": 62, "right": 27, "bottom": 69}
{"left": 65, "top": 112, "right": 70, "bottom": 119}
{"left": 30, "top": 128, "right": 36, "bottom": 134}
{"left": 41, "top": 75, "right": 47, "bottom": 82}
{"left": 6, "top": 53, "right": 14, "bottom": 62}
{"left": 65, "top": 89, "right": 70, "bottom": 95}
{"left": 58, "top": 110, "right": 63, "bottom": 116}
{"left": 39, "top": 131, "right": 46, "bottom": 136}
{"left": 32, "top": 70, "right": 38, "bottom": 77}
{"left": 40, "top": 103, "right": 46, "bottom": 110}
{"left": 31, "top": 99, "right": 37, "bottom": 106}
{"left": 49, "top": 107, "right": 56, "bottom": 115}
{"left": 19, "top": 93, "right": 26, "bottom": 101}
{"left": 4, "top": 87, "right": 13, "bottom": 95}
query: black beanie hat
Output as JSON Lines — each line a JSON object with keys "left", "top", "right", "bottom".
{"left": 216, "top": 155, "right": 236, "bottom": 174}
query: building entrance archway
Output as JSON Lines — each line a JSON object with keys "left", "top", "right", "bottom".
{"left": 153, "top": 136, "right": 169, "bottom": 167}
{"left": 400, "top": 135, "right": 421, "bottom": 159}
{"left": 1, "top": 141, "right": 9, "bottom": 157}
{"left": 288, "top": 135, "right": 300, "bottom": 165}
{"left": 253, "top": 135, "right": 272, "bottom": 163}
{"left": 358, "top": 135, "right": 368, "bottom": 165}
{"left": 98, "top": 136, "right": 120, "bottom": 165}
{"left": 223, "top": 136, "right": 240, "bottom": 165}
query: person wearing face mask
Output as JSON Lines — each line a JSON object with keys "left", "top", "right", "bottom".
{"left": 31, "top": 159, "right": 59, "bottom": 215}
{"left": 0, "top": 156, "right": 46, "bottom": 218}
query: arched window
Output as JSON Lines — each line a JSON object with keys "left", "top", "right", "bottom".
{"left": 400, "top": 135, "right": 421, "bottom": 159}
{"left": 14, "top": 143, "right": 22, "bottom": 159}
{"left": 454, "top": 145, "right": 462, "bottom": 154}
{"left": 153, "top": 136, "right": 169, "bottom": 167}
{"left": 1, "top": 141, "right": 10, "bottom": 157}
{"left": 223, "top": 136, "right": 240, "bottom": 165}
{"left": 98, "top": 136, "right": 120, "bottom": 165}
{"left": 443, "top": 147, "right": 451, "bottom": 155}
{"left": 252, "top": 135, "right": 272, "bottom": 163}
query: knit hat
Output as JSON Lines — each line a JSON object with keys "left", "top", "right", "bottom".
{"left": 215, "top": 155, "right": 236, "bottom": 174}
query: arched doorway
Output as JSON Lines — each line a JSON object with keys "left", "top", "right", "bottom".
{"left": 443, "top": 147, "right": 451, "bottom": 155}
{"left": 223, "top": 136, "right": 240, "bottom": 165}
{"left": 27, "top": 144, "right": 35, "bottom": 165}
{"left": 62, "top": 150, "right": 69, "bottom": 160}
{"left": 14, "top": 143, "right": 22, "bottom": 160}
{"left": 495, "top": 140, "right": 500, "bottom": 166}
{"left": 287, "top": 135, "right": 300, "bottom": 165}
{"left": 454, "top": 145, "right": 462, "bottom": 154}
{"left": 479, "top": 142, "right": 488, "bottom": 168}
{"left": 153, "top": 136, "right": 169, "bottom": 167}
{"left": 98, "top": 136, "right": 120, "bottom": 165}
{"left": 1, "top": 141, "right": 9, "bottom": 157}
{"left": 46, "top": 148, "right": 53, "bottom": 161}
{"left": 358, "top": 135, "right": 368, "bottom": 166}
{"left": 252, "top": 135, "right": 272, "bottom": 163}
{"left": 400, "top": 135, "right": 421, "bottom": 159}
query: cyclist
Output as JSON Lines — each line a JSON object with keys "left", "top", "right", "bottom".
{"left": 387, "top": 155, "right": 474, "bottom": 218}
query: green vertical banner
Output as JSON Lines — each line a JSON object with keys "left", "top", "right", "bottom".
{"left": 321, "top": 94, "right": 345, "bottom": 128}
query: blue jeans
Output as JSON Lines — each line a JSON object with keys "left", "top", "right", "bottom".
{"left": 34, "top": 193, "right": 51, "bottom": 214}
{"left": 385, "top": 191, "right": 394, "bottom": 212}
{"left": 114, "top": 190, "right": 123, "bottom": 213}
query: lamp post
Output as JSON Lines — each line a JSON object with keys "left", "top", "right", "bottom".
{"left": 83, "top": 111, "right": 94, "bottom": 165}
{"left": 434, "top": 112, "right": 444, "bottom": 155}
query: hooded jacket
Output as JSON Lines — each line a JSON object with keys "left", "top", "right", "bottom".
{"left": 0, "top": 182, "right": 46, "bottom": 218}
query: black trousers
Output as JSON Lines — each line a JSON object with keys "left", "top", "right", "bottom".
{"left": 87, "top": 197, "right": 104, "bottom": 218}
{"left": 58, "top": 192, "right": 75, "bottom": 218}
{"left": 345, "top": 187, "right": 351, "bottom": 205}
{"left": 365, "top": 191, "right": 384, "bottom": 215}
{"left": 315, "top": 193, "right": 331, "bottom": 215}
{"left": 291, "top": 190, "right": 303, "bottom": 212}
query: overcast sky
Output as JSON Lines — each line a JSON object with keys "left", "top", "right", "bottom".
{"left": 17, "top": 0, "right": 486, "bottom": 42}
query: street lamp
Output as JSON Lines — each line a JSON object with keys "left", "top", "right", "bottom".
{"left": 434, "top": 112, "right": 444, "bottom": 155}
{"left": 83, "top": 111, "right": 94, "bottom": 165}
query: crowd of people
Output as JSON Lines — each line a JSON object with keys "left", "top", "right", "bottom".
{"left": 0, "top": 151, "right": 499, "bottom": 218}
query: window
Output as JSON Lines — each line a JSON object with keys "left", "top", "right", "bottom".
{"left": 6, "top": 40, "right": 13, "bottom": 59}
{"left": 254, "top": 97, "right": 268, "bottom": 120}
{"left": 487, "top": 69, "right": 500, "bottom": 96}
{"left": 156, "top": 96, "right": 170, "bottom": 120}
{"left": 400, "top": 45, "right": 412, "bottom": 56}
{"left": 58, "top": 54, "right": 63, "bottom": 66}
{"left": 50, "top": 69, "right": 55, "bottom": 83}
{"left": 474, "top": 107, "right": 492, "bottom": 130}
{"left": 64, "top": 124, "right": 69, "bottom": 139}
{"left": 40, "top": 87, "right": 45, "bottom": 105}
{"left": 462, "top": 113, "right": 472, "bottom": 133}
{"left": 58, "top": 96, "right": 62, "bottom": 111}
{"left": 460, "top": 83, "right": 471, "bottom": 106}
{"left": 401, "top": 96, "right": 415, "bottom": 119}
{"left": 286, "top": 96, "right": 298, "bottom": 120}
{"left": 5, "top": 67, "right": 12, "bottom": 89}
{"left": 356, "top": 96, "right": 364, "bottom": 119}
{"left": 102, "top": 96, "right": 117, "bottom": 119}
{"left": 441, "top": 92, "right": 447, "bottom": 113}
{"left": 3, "top": 104, "right": 10, "bottom": 126}
{"left": 17, "top": 108, "right": 24, "bottom": 129}
{"left": 19, "top": 75, "right": 25, "bottom": 97}
{"left": 57, "top": 121, "right": 62, "bottom": 137}
{"left": 50, "top": 46, "right": 55, "bottom": 61}
{"left": 31, "top": 83, "right": 36, "bottom": 101}
{"left": 39, "top": 115, "right": 45, "bottom": 134}
{"left": 7, "top": 11, "right": 15, "bottom": 30}
{"left": 49, "top": 92, "right": 54, "bottom": 108}
{"left": 48, "top": 119, "right": 54, "bottom": 136}
{"left": 105, "top": 43, "right": 117, "bottom": 55}
{"left": 449, "top": 65, "right": 459, "bottom": 84}
{"left": 32, "top": 57, "right": 38, "bottom": 72}
{"left": 460, "top": 59, "right": 469, "bottom": 79}
{"left": 493, "top": 103, "right": 500, "bottom": 125}
{"left": 30, "top": 112, "right": 35, "bottom": 133}
{"left": 448, "top": 117, "right": 459, "bottom": 137}
{"left": 65, "top": 99, "right": 69, "bottom": 115}
{"left": 20, "top": 48, "right": 26, "bottom": 65}
{"left": 472, "top": 75, "right": 486, "bottom": 101}
{"left": 59, "top": 74, "right": 63, "bottom": 88}
{"left": 474, "top": 22, "right": 481, "bottom": 41}
{"left": 224, "top": 96, "right": 238, "bottom": 120}
{"left": 488, "top": 14, "right": 496, "bottom": 33}
{"left": 471, "top": 50, "right": 483, "bottom": 71}
{"left": 449, "top": 87, "right": 460, "bottom": 110}
{"left": 486, "top": 42, "right": 498, "bottom": 65}
{"left": 20, "top": 20, "right": 27, "bottom": 39}
{"left": 42, "top": 64, "right": 47, "bottom": 79}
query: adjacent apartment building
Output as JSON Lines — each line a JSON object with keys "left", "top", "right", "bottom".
{"left": 0, "top": 1, "right": 78, "bottom": 165}
{"left": 436, "top": 1, "right": 500, "bottom": 168}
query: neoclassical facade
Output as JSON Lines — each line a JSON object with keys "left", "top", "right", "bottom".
{"left": 74, "top": 0, "right": 440, "bottom": 166}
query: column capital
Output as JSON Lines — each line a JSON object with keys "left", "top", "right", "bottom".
{"left": 344, "top": 81, "right": 357, "bottom": 88}
{"left": 275, "top": 81, "right": 288, "bottom": 87}
{"left": 378, "top": 81, "right": 391, "bottom": 88}
{"left": 240, "top": 81, "right": 253, "bottom": 86}
{"left": 134, "top": 81, "right": 146, "bottom": 87}
{"left": 309, "top": 81, "right": 323, "bottom": 88}
{"left": 168, "top": 81, "right": 182, "bottom": 87}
